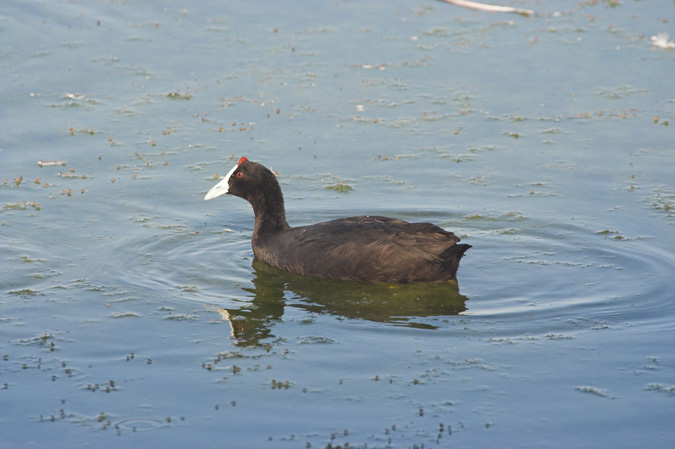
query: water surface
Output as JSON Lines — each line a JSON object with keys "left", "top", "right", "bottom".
{"left": 2, "top": 1, "right": 674, "bottom": 448}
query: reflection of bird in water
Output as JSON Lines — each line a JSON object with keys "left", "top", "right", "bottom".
{"left": 205, "top": 158, "right": 470, "bottom": 283}
{"left": 207, "top": 260, "right": 470, "bottom": 347}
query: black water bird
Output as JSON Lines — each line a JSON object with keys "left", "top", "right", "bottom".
{"left": 205, "top": 157, "right": 470, "bottom": 283}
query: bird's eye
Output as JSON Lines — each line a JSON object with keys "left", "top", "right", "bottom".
{"left": 236, "top": 172, "right": 243, "bottom": 178}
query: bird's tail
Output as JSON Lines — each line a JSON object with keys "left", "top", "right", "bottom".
{"left": 441, "top": 244, "right": 471, "bottom": 279}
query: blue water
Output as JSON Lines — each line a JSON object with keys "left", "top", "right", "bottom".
{"left": 2, "top": 1, "right": 674, "bottom": 448}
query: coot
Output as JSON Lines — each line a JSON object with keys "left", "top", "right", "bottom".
{"left": 204, "top": 157, "right": 470, "bottom": 283}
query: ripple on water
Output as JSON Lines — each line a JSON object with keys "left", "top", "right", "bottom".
{"left": 458, "top": 215, "right": 675, "bottom": 331}
{"left": 80, "top": 205, "right": 675, "bottom": 339}
{"left": 91, "top": 223, "right": 255, "bottom": 307}
{"left": 113, "top": 418, "right": 169, "bottom": 432}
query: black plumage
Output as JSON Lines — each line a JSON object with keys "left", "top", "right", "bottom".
{"left": 205, "top": 157, "right": 470, "bottom": 283}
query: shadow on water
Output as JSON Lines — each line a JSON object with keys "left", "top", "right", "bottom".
{"left": 214, "top": 259, "right": 469, "bottom": 347}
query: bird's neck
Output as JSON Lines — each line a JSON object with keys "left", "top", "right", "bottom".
{"left": 250, "top": 188, "right": 290, "bottom": 237}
